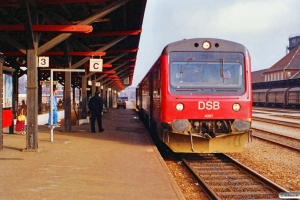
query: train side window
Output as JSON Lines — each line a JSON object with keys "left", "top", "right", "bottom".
{"left": 153, "top": 67, "right": 160, "bottom": 97}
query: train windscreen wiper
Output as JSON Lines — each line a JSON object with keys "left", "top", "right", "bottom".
{"left": 179, "top": 57, "right": 194, "bottom": 80}
{"left": 220, "top": 58, "right": 225, "bottom": 83}
{"left": 179, "top": 65, "right": 183, "bottom": 80}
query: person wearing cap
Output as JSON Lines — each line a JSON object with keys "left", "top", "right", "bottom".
{"left": 88, "top": 91, "right": 104, "bottom": 133}
{"left": 48, "top": 87, "right": 59, "bottom": 127}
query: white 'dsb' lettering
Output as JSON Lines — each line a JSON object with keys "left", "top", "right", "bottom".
{"left": 198, "top": 101, "right": 220, "bottom": 110}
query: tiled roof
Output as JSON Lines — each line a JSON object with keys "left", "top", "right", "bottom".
{"left": 265, "top": 45, "right": 300, "bottom": 72}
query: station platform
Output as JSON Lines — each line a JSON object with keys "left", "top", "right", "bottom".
{"left": 0, "top": 107, "right": 184, "bottom": 199}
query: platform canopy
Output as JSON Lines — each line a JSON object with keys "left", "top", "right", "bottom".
{"left": 0, "top": 0, "right": 147, "bottom": 90}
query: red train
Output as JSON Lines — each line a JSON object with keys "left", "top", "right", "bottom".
{"left": 136, "top": 38, "right": 252, "bottom": 153}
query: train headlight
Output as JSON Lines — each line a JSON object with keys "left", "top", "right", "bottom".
{"left": 232, "top": 103, "right": 241, "bottom": 112}
{"left": 176, "top": 103, "right": 184, "bottom": 111}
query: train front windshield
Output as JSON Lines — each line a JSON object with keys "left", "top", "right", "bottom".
{"left": 169, "top": 52, "right": 245, "bottom": 94}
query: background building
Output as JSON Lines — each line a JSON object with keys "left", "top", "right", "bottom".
{"left": 252, "top": 34, "right": 300, "bottom": 83}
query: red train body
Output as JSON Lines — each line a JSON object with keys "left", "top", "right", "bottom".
{"left": 136, "top": 38, "right": 252, "bottom": 153}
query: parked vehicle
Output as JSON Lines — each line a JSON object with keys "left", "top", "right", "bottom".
{"left": 117, "top": 99, "right": 126, "bottom": 109}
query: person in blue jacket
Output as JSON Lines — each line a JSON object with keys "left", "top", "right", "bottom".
{"left": 48, "top": 87, "right": 59, "bottom": 127}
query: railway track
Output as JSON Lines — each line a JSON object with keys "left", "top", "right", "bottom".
{"left": 270, "top": 114, "right": 300, "bottom": 120}
{"left": 181, "top": 153, "right": 289, "bottom": 200}
{"left": 252, "top": 116, "right": 300, "bottom": 129}
{"left": 253, "top": 107, "right": 300, "bottom": 113}
{"left": 251, "top": 128, "right": 300, "bottom": 152}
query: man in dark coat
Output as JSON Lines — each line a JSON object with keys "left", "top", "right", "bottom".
{"left": 88, "top": 91, "right": 104, "bottom": 133}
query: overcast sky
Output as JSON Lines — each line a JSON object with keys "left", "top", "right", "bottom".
{"left": 131, "top": 0, "right": 300, "bottom": 86}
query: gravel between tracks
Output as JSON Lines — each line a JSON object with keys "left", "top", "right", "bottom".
{"left": 165, "top": 139, "right": 300, "bottom": 200}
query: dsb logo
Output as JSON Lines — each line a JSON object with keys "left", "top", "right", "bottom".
{"left": 198, "top": 101, "right": 220, "bottom": 110}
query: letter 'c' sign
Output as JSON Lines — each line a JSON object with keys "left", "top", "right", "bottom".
{"left": 89, "top": 59, "right": 103, "bottom": 72}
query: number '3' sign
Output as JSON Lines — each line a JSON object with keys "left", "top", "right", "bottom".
{"left": 38, "top": 57, "right": 49, "bottom": 67}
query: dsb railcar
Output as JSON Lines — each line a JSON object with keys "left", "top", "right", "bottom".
{"left": 136, "top": 38, "right": 252, "bottom": 153}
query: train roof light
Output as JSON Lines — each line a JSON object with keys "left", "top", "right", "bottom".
{"left": 202, "top": 41, "right": 211, "bottom": 50}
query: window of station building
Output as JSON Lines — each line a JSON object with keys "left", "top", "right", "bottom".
{"left": 281, "top": 72, "right": 284, "bottom": 80}
{"left": 287, "top": 71, "right": 291, "bottom": 77}
{"left": 273, "top": 73, "right": 276, "bottom": 81}
{"left": 277, "top": 73, "right": 280, "bottom": 80}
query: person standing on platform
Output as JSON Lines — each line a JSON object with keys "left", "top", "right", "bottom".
{"left": 48, "top": 87, "right": 59, "bottom": 127}
{"left": 88, "top": 91, "right": 104, "bottom": 133}
{"left": 19, "top": 100, "right": 27, "bottom": 116}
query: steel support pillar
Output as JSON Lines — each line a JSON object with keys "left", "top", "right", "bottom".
{"left": 81, "top": 73, "right": 87, "bottom": 119}
{"left": 25, "top": 49, "right": 39, "bottom": 151}
{"left": 64, "top": 71, "right": 72, "bottom": 131}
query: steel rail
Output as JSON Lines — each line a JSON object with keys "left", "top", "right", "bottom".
{"left": 224, "top": 154, "right": 290, "bottom": 193}
{"left": 181, "top": 154, "right": 289, "bottom": 200}
{"left": 181, "top": 158, "right": 221, "bottom": 200}
{"left": 251, "top": 127, "right": 300, "bottom": 140}
{"left": 252, "top": 128, "right": 300, "bottom": 152}
{"left": 253, "top": 116, "right": 300, "bottom": 129}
